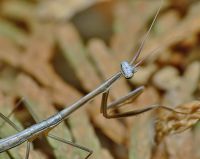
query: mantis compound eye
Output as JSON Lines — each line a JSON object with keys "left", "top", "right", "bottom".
{"left": 120, "top": 61, "right": 135, "bottom": 79}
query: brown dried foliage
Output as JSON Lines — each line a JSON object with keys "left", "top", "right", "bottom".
{"left": 0, "top": 0, "right": 199, "bottom": 159}
{"left": 155, "top": 101, "right": 200, "bottom": 144}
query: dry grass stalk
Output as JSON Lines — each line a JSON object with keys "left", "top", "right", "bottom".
{"left": 155, "top": 101, "right": 200, "bottom": 143}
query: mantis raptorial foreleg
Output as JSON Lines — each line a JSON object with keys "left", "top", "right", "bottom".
{"left": 101, "top": 86, "right": 187, "bottom": 119}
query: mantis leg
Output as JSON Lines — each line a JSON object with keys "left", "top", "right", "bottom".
{"left": 0, "top": 98, "right": 25, "bottom": 131}
{"left": 6, "top": 98, "right": 25, "bottom": 119}
{"left": 48, "top": 134, "right": 93, "bottom": 159}
{"left": 0, "top": 112, "right": 21, "bottom": 131}
{"left": 0, "top": 99, "right": 32, "bottom": 159}
{"left": 25, "top": 142, "right": 31, "bottom": 159}
{"left": 101, "top": 86, "right": 182, "bottom": 118}
{"left": 21, "top": 98, "right": 40, "bottom": 123}
{"left": 0, "top": 97, "right": 40, "bottom": 129}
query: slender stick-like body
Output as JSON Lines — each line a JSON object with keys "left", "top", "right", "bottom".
{"left": 0, "top": 72, "right": 122, "bottom": 152}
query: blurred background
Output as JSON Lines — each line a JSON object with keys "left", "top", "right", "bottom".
{"left": 0, "top": 0, "right": 200, "bottom": 159}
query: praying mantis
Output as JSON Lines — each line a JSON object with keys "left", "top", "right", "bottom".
{"left": 0, "top": 1, "right": 184, "bottom": 158}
